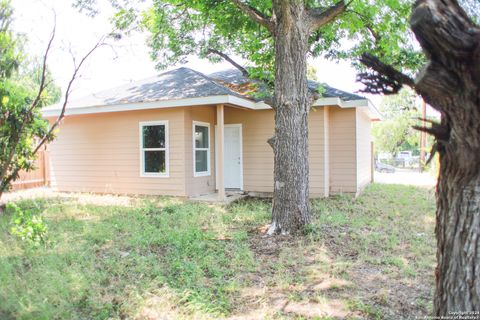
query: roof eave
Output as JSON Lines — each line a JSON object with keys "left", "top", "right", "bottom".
{"left": 42, "top": 95, "right": 263, "bottom": 117}
{"left": 313, "top": 97, "right": 381, "bottom": 120}
{"left": 42, "top": 94, "right": 380, "bottom": 119}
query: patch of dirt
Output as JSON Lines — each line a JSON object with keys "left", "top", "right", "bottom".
{"left": 321, "top": 229, "right": 434, "bottom": 319}
{"left": 228, "top": 225, "right": 433, "bottom": 319}
{"left": 249, "top": 232, "right": 294, "bottom": 257}
{"left": 348, "top": 263, "right": 432, "bottom": 319}
{"left": 227, "top": 230, "right": 355, "bottom": 319}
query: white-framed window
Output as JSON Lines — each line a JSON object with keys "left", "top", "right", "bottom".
{"left": 193, "top": 121, "right": 210, "bottom": 177}
{"left": 139, "top": 121, "right": 169, "bottom": 177}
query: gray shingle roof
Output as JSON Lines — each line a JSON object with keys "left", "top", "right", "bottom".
{"left": 307, "top": 80, "right": 364, "bottom": 101}
{"left": 45, "top": 67, "right": 245, "bottom": 110}
{"left": 44, "top": 67, "right": 365, "bottom": 111}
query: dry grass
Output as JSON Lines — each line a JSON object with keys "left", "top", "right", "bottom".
{"left": 0, "top": 184, "right": 435, "bottom": 319}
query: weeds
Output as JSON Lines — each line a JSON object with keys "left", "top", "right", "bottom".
{"left": 8, "top": 202, "right": 47, "bottom": 247}
{"left": 0, "top": 185, "right": 435, "bottom": 319}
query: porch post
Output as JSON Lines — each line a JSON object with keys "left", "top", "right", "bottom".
{"left": 216, "top": 104, "right": 226, "bottom": 201}
{"left": 323, "top": 107, "right": 330, "bottom": 197}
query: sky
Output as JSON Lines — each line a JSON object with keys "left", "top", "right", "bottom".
{"left": 12, "top": 0, "right": 380, "bottom": 105}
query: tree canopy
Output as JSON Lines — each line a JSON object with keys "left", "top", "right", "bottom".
{"left": 72, "top": 0, "right": 425, "bottom": 234}
{"left": 0, "top": 0, "right": 60, "bottom": 196}
{"left": 0, "top": 0, "right": 20, "bottom": 79}
{"left": 76, "top": 0, "right": 423, "bottom": 81}
{"left": 372, "top": 88, "right": 431, "bottom": 157}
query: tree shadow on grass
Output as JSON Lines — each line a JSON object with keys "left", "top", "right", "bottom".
{"left": 0, "top": 185, "right": 435, "bottom": 319}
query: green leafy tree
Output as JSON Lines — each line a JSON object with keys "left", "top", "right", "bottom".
{"left": 0, "top": 0, "right": 55, "bottom": 200}
{"left": 0, "top": 0, "right": 101, "bottom": 204}
{"left": 76, "top": 0, "right": 421, "bottom": 234}
{"left": 0, "top": 69, "right": 58, "bottom": 198}
{"left": 372, "top": 88, "right": 423, "bottom": 157}
{"left": 0, "top": 0, "right": 19, "bottom": 78}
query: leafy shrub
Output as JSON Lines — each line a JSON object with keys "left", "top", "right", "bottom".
{"left": 8, "top": 203, "right": 47, "bottom": 246}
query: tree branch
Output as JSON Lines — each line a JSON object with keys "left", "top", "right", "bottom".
{"left": 308, "top": 0, "right": 349, "bottom": 31}
{"left": 0, "top": 20, "right": 56, "bottom": 188}
{"left": 411, "top": 0, "right": 478, "bottom": 66}
{"left": 357, "top": 53, "right": 415, "bottom": 95}
{"left": 230, "top": 0, "right": 274, "bottom": 33}
{"left": 415, "top": 116, "right": 439, "bottom": 126}
{"left": 33, "top": 37, "right": 105, "bottom": 155}
{"left": 346, "top": 9, "right": 381, "bottom": 43}
{"left": 409, "top": 0, "right": 480, "bottom": 110}
{"left": 413, "top": 123, "right": 450, "bottom": 142}
{"left": 28, "top": 24, "right": 55, "bottom": 116}
{"left": 206, "top": 48, "right": 250, "bottom": 78}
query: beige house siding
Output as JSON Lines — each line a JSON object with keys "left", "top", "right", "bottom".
{"left": 356, "top": 108, "right": 372, "bottom": 191}
{"left": 48, "top": 108, "right": 187, "bottom": 196}
{"left": 329, "top": 107, "right": 357, "bottom": 194}
{"left": 224, "top": 107, "right": 274, "bottom": 193}
{"left": 309, "top": 107, "right": 328, "bottom": 197}
{"left": 48, "top": 104, "right": 365, "bottom": 198}
{"left": 185, "top": 106, "right": 216, "bottom": 197}
{"left": 223, "top": 106, "right": 329, "bottom": 198}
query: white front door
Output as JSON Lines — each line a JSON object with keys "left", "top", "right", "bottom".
{"left": 224, "top": 125, "right": 242, "bottom": 189}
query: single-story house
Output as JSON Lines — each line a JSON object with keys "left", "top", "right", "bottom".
{"left": 43, "top": 68, "right": 380, "bottom": 200}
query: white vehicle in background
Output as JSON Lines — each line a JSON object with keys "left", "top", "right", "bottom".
{"left": 377, "top": 152, "right": 393, "bottom": 161}
{"left": 396, "top": 151, "right": 417, "bottom": 167}
{"left": 397, "top": 151, "right": 413, "bottom": 160}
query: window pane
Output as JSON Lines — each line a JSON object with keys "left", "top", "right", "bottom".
{"left": 195, "top": 125, "right": 209, "bottom": 148}
{"left": 195, "top": 150, "right": 208, "bottom": 173}
{"left": 143, "top": 125, "right": 165, "bottom": 148}
{"left": 144, "top": 151, "right": 166, "bottom": 173}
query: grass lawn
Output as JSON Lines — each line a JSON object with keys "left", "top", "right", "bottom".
{"left": 0, "top": 184, "right": 436, "bottom": 319}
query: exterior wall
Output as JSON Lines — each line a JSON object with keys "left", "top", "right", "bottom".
{"left": 48, "top": 104, "right": 367, "bottom": 198}
{"left": 48, "top": 108, "right": 187, "bottom": 196}
{"left": 185, "top": 106, "right": 216, "bottom": 197}
{"left": 356, "top": 108, "right": 372, "bottom": 191}
{"left": 329, "top": 107, "right": 357, "bottom": 194}
{"left": 224, "top": 106, "right": 329, "bottom": 198}
{"left": 309, "top": 107, "right": 329, "bottom": 197}
{"left": 224, "top": 107, "right": 274, "bottom": 193}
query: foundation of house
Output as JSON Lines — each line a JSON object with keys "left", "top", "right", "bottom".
{"left": 189, "top": 190, "right": 246, "bottom": 204}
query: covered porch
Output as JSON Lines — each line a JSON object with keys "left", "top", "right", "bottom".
{"left": 189, "top": 189, "right": 246, "bottom": 204}
{"left": 210, "top": 104, "right": 244, "bottom": 202}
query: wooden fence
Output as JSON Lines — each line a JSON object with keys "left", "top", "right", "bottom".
{"left": 10, "top": 150, "right": 50, "bottom": 191}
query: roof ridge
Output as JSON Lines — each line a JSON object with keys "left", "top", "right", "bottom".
{"left": 209, "top": 68, "right": 365, "bottom": 100}
{"left": 184, "top": 68, "right": 239, "bottom": 96}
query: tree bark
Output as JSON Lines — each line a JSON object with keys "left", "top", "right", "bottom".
{"left": 411, "top": 1, "right": 480, "bottom": 312}
{"left": 268, "top": 1, "right": 312, "bottom": 235}
{"left": 435, "top": 129, "right": 480, "bottom": 312}
{"left": 420, "top": 99, "right": 426, "bottom": 171}
{"left": 359, "top": 0, "right": 480, "bottom": 313}
{"left": 229, "top": 0, "right": 346, "bottom": 235}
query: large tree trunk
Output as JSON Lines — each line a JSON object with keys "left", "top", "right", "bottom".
{"left": 268, "top": 1, "right": 312, "bottom": 235}
{"left": 409, "top": 1, "right": 480, "bottom": 313}
{"left": 359, "top": 0, "right": 480, "bottom": 313}
{"left": 435, "top": 131, "right": 480, "bottom": 312}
